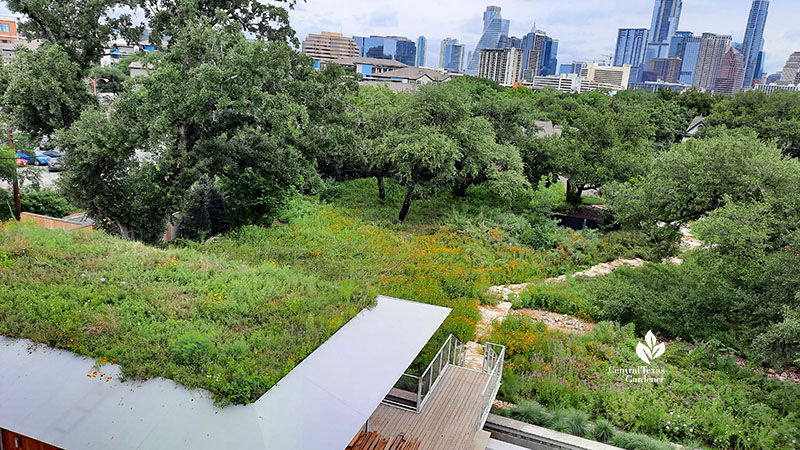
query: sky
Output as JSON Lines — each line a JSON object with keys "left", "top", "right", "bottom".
{"left": 289, "top": 0, "right": 800, "bottom": 74}
{"left": 0, "top": 0, "right": 797, "bottom": 74}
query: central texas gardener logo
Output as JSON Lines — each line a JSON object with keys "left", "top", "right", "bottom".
{"left": 636, "top": 331, "right": 665, "bottom": 365}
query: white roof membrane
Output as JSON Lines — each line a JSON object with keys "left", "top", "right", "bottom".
{"left": 0, "top": 296, "right": 451, "bottom": 450}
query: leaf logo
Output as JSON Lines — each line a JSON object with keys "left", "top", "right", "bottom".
{"left": 636, "top": 330, "right": 665, "bottom": 365}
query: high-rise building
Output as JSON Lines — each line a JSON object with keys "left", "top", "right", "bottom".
{"left": 673, "top": 34, "right": 702, "bottom": 84}
{"left": 765, "top": 72, "right": 782, "bottom": 84}
{"left": 714, "top": 48, "right": 746, "bottom": 94}
{"left": 779, "top": 52, "right": 800, "bottom": 85}
{"left": 353, "top": 35, "right": 417, "bottom": 66}
{"left": 440, "top": 38, "right": 466, "bottom": 73}
{"left": 753, "top": 51, "right": 766, "bottom": 83}
{"left": 741, "top": 1, "right": 769, "bottom": 89}
{"left": 416, "top": 36, "right": 427, "bottom": 67}
{"left": 301, "top": 32, "right": 360, "bottom": 63}
{"left": 648, "top": 57, "right": 682, "bottom": 83}
{"left": 693, "top": 33, "right": 732, "bottom": 91}
{"left": 559, "top": 61, "right": 588, "bottom": 75}
{"left": 614, "top": 28, "right": 649, "bottom": 82}
{"left": 478, "top": 47, "right": 522, "bottom": 85}
{"left": 465, "top": 6, "right": 510, "bottom": 75}
{"left": 645, "top": 0, "right": 683, "bottom": 65}
{"left": 669, "top": 31, "right": 693, "bottom": 58}
{"left": 518, "top": 30, "right": 559, "bottom": 81}
{"left": 440, "top": 38, "right": 454, "bottom": 68}
{"left": 580, "top": 63, "right": 632, "bottom": 90}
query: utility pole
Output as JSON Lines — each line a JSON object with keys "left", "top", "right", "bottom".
{"left": 89, "top": 77, "right": 109, "bottom": 97}
{"left": 7, "top": 128, "right": 20, "bottom": 221}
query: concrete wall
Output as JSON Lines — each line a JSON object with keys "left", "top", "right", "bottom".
{"left": 485, "top": 414, "right": 623, "bottom": 450}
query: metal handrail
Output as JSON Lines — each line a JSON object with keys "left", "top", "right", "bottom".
{"left": 418, "top": 334, "right": 463, "bottom": 412}
{"left": 381, "top": 334, "right": 465, "bottom": 413}
{"left": 476, "top": 342, "right": 505, "bottom": 430}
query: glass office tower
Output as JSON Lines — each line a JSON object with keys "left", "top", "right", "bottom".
{"left": 465, "top": 6, "right": 510, "bottom": 75}
{"left": 353, "top": 35, "right": 417, "bottom": 66}
{"left": 741, "top": 0, "right": 769, "bottom": 88}
{"left": 416, "top": 36, "right": 427, "bottom": 67}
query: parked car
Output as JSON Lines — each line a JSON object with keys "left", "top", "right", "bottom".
{"left": 16, "top": 151, "right": 35, "bottom": 165}
{"left": 33, "top": 151, "right": 51, "bottom": 166}
{"left": 43, "top": 150, "right": 62, "bottom": 158}
{"left": 47, "top": 156, "right": 65, "bottom": 172}
{"left": 16, "top": 158, "right": 28, "bottom": 166}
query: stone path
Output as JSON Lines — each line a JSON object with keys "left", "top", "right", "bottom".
{"left": 468, "top": 225, "right": 702, "bottom": 367}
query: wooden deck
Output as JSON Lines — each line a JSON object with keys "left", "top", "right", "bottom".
{"left": 367, "top": 366, "right": 489, "bottom": 450}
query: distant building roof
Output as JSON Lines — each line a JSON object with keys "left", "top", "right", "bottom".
{"left": 357, "top": 80, "right": 421, "bottom": 92}
{"left": 532, "top": 120, "right": 564, "bottom": 138}
{"left": 0, "top": 296, "right": 451, "bottom": 450}
{"left": 331, "top": 56, "right": 408, "bottom": 68}
{"left": 372, "top": 67, "right": 452, "bottom": 82}
{"left": 687, "top": 115, "right": 705, "bottom": 133}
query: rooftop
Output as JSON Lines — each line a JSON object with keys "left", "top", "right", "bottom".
{"left": 332, "top": 56, "right": 409, "bottom": 68}
{"left": 0, "top": 296, "right": 451, "bottom": 450}
{"left": 372, "top": 67, "right": 452, "bottom": 82}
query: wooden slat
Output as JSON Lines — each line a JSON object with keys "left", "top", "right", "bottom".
{"left": 365, "top": 366, "right": 489, "bottom": 450}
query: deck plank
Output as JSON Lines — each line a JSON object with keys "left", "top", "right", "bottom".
{"left": 368, "top": 366, "right": 489, "bottom": 450}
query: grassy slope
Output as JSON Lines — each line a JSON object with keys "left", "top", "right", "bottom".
{"left": 0, "top": 179, "right": 621, "bottom": 405}
{"left": 0, "top": 221, "right": 374, "bottom": 404}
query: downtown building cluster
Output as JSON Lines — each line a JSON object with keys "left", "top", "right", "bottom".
{"left": 298, "top": 5, "right": 563, "bottom": 88}
{"left": 613, "top": 0, "right": 771, "bottom": 94}
{"left": 297, "top": 1, "right": 799, "bottom": 94}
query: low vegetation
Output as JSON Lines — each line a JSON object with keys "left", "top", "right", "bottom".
{"left": 0, "top": 220, "right": 374, "bottom": 405}
{"left": 489, "top": 316, "right": 800, "bottom": 450}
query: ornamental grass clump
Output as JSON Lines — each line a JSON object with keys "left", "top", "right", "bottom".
{"left": 590, "top": 418, "right": 617, "bottom": 443}
{"left": 510, "top": 400, "right": 553, "bottom": 427}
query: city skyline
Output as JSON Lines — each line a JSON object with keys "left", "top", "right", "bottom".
{"left": 287, "top": 0, "right": 799, "bottom": 74}
{"left": 0, "top": 1, "right": 797, "bottom": 75}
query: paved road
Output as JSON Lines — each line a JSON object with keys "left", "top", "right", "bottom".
{"left": 0, "top": 167, "right": 61, "bottom": 191}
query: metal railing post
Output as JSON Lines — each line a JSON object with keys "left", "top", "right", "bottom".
{"left": 417, "top": 378, "right": 422, "bottom": 412}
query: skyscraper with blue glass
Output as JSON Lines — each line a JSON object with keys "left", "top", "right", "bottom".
{"left": 352, "top": 35, "right": 417, "bottom": 66}
{"left": 614, "top": 28, "right": 649, "bottom": 82}
{"left": 644, "top": 0, "right": 683, "bottom": 71}
{"left": 440, "top": 38, "right": 465, "bottom": 73}
{"left": 741, "top": 0, "right": 769, "bottom": 88}
{"left": 465, "top": 6, "right": 510, "bottom": 75}
{"left": 416, "top": 36, "right": 427, "bottom": 67}
{"left": 516, "top": 30, "right": 556, "bottom": 81}
{"left": 671, "top": 34, "right": 702, "bottom": 85}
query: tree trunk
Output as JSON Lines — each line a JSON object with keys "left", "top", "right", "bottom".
{"left": 398, "top": 187, "right": 414, "bottom": 222}
{"left": 452, "top": 182, "right": 470, "bottom": 197}
{"left": 377, "top": 176, "right": 386, "bottom": 200}
{"left": 565, "top": 180, "right": 584, "bottom": 206}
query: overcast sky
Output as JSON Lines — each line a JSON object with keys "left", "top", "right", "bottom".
{"left": 290, "top": 0, "right": 800, "bottom": 74}
{"left": 1, "top": 0, "right": 797, "bottom": 74}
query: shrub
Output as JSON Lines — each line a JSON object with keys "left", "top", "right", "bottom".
{"left": 511, "top": 400, "right": 553, "bottom": 427}
{"left": 611, "top": 432, "right": 674, "bottom": 450}
{"left": 752, "top": 305, "right": 800, "bottom": 367}
{"left": 591, "top": 418, "right": 616, "bottom": 443}
{"left": 20, "top": 187, "right": 72, "bottom": 217}
{"left": 170, "top": 331, "right": 213, "bottom": 366}
{"left": 178, "top": 179, "right": 230, "bottom": 240}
